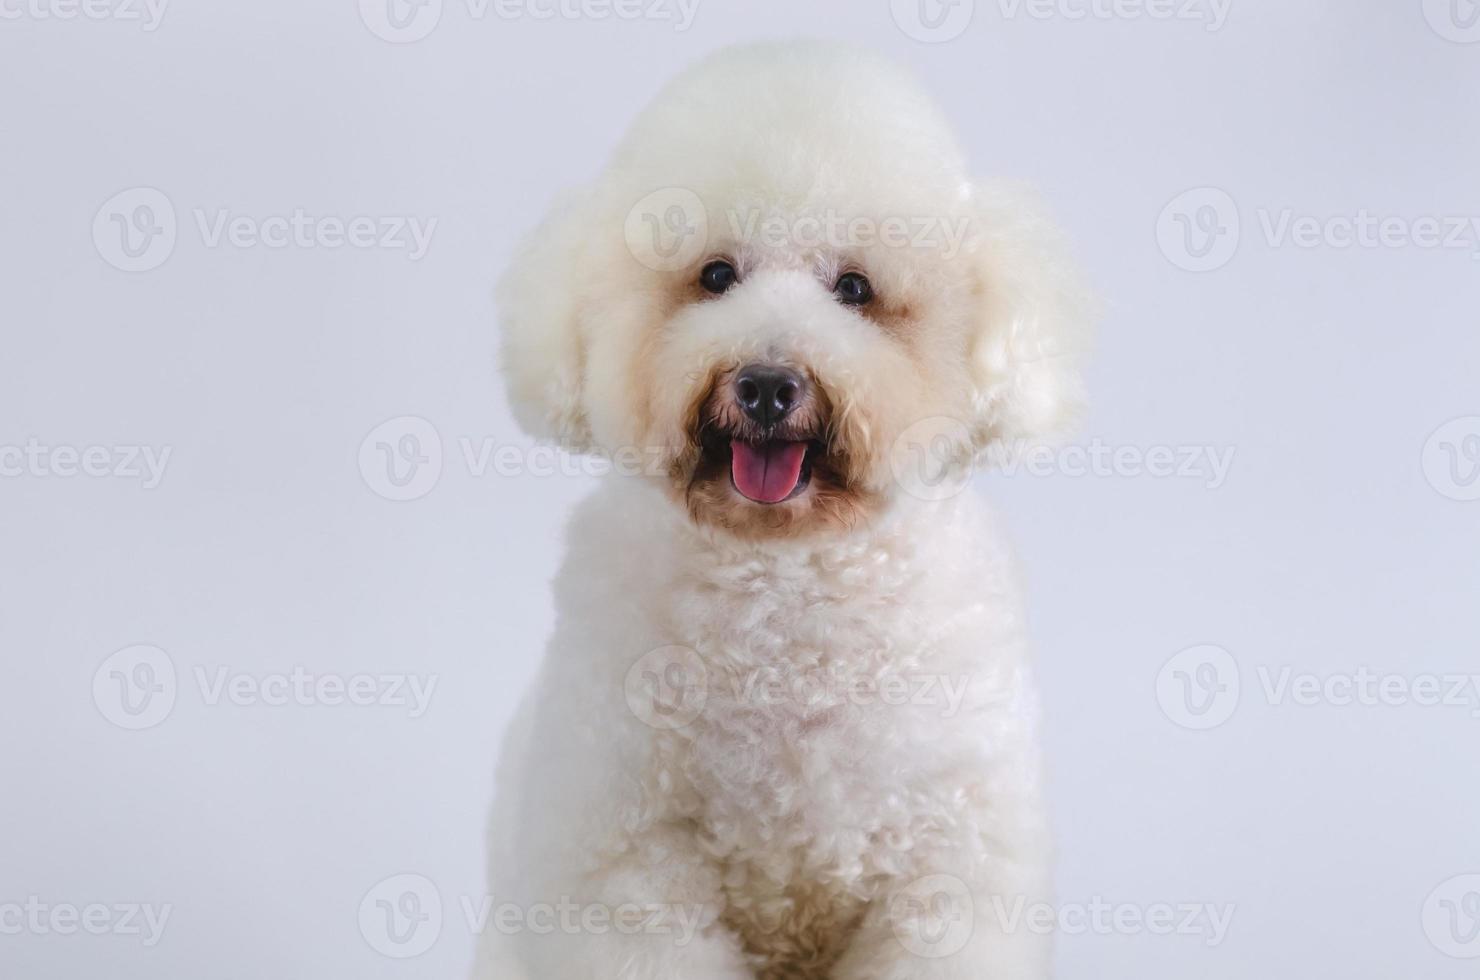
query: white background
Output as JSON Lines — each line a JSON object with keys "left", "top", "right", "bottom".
{"left": 3, "top": 1, "right": 1479, "bottom": 977}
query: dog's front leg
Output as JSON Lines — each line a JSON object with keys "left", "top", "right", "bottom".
{"left": 489, "top": 822, "right": 754, "bottom": 980}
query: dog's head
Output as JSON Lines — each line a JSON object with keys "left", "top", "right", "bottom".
{"left": 500, "top": 43, "right": 1090, "bottom": 541}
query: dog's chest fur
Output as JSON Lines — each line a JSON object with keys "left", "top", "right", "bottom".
{"left": 648, "top": 519, "right": 986, "bottom": 976}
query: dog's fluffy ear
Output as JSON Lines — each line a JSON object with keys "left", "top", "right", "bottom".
{"left": 498, "top": 192, "right": 595, "bottom": 451}
{"left": 963, "top": 181, "right": 1094, "bottom": 452}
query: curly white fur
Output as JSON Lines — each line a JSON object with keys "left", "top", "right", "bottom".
{"left": 477, "top": 41, "right": 1091, "bottom": 980}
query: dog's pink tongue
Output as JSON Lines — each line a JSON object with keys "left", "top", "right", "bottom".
{"left": 731, "top": 440, "right": 807, "bottom": 504}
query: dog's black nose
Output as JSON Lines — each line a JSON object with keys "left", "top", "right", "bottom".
{"left": 734, "top": 365, "right": 804, "bottom": 428}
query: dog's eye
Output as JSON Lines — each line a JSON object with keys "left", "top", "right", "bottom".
{"left": 834, "top": 272, "right": 873, "bottom": 306}
{"left": 699, "top": 260, "right": 739, "bottom": 295}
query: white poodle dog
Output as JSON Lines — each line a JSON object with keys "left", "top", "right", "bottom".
{"left": 476, "top": 41, "right": 1090, "bottom": 980}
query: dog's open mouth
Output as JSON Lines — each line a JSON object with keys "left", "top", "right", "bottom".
{"left": 687, "top": 370, "right": 847, "bottom": 520}
{"left": 729, "top": 438, "right": 816, "bottom": 504}
{"left": 695, "top": 421, "right": 825, "bottom": 507}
